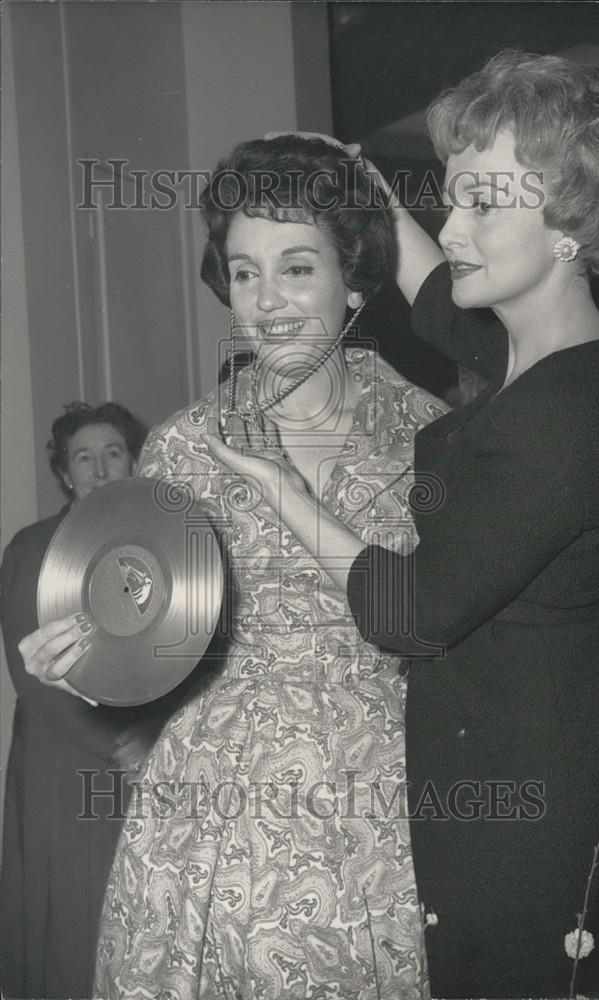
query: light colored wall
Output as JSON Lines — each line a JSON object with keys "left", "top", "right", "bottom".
{"left": 11, "top": 2, "right": 86, "bottom": 519}
{"left": 1, "top": 2, "right": 38, "bottom": 826}
{"left": 182, "top": 1, "right": 300, "bottom": 396}
{"left": 11, "top": 2, "right": 192, "bottom": 519}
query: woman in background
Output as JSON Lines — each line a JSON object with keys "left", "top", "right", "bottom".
{"left": 1, "top": 402, "right": 173, "bottom": 999}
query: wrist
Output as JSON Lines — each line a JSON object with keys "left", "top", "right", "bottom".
{"left": 262, "top": 466, "right": 283, "bottom": 514}
{"left": 391, "top": 202, "right": 408, "bottom": 223}
{"left": 262, "top": 463, "right": 310, "bottom": 513}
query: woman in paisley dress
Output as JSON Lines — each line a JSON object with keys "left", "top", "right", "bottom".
{"left": 22, "top": 137, "right": 446, "bottom": 1000}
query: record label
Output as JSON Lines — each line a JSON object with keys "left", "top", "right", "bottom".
{"left": 88, "top": 544, "right": 166, "bottom": 637}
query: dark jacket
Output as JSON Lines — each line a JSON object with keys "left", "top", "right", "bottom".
{"left": 348, "top": 264, "right": 599, "bottom": 998}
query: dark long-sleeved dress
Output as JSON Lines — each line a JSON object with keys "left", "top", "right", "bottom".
{"left": 0, "top": 507, "right": 188, "bottom": 999}
{"left": 347, "top": 263, "right": 599, "bottom": 998}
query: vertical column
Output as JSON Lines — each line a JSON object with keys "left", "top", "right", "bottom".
{"left": 0, "top": 1, "right": 38, "bottom": 833}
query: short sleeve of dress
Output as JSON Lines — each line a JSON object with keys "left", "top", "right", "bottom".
{"left": 136, "top": 424, "right": 172, "bottom": 479}
{"left": 411, "top": 263, "right": 509, "bottom": 382}
{"left": 135, "top": 391, "right": 228, "bottom": 512}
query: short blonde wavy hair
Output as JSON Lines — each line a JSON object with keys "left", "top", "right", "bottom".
{"left": 427, "top": 50, "right": 599, "bottom": 273}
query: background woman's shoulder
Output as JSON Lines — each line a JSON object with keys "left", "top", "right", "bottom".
{"left": 2, "top": 508, "right": 69, "bottom": 566}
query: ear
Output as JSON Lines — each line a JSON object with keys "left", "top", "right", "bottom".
{"left": 131, "top": 459, "right": 139, "bottom": 476}
{"left": 60, "top": 472, "right": 73, "bottom": 493}
{"left": 347, "top": 289, "right": 364, "bottom": 310}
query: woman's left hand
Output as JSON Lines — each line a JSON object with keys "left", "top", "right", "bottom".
{"left": 205, "top": 414, "right": 309, "bottom": 513}
{"left": 264, "top": 132, "right": 397, "bottom": 207}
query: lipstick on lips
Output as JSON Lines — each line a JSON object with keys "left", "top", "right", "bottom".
{"left": 448, "top": 260, "right": 483, "bottom": 280}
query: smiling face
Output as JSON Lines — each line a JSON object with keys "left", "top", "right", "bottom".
{"left": 439, "top": 130, "right": 559, "bottom": 312}
{"left": 62, "top": 423, "right": 135, "bottom": 500}
{"left": 226, "top": 213, "right": 363, "bottom": 379}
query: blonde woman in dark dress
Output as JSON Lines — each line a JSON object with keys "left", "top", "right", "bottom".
{"left": 207, "top": 52, "right": 599, "bottom": 998}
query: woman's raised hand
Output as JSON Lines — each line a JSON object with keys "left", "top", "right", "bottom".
{"left": 265, "top": 130, "right": 361, "bottom": 158}
{"left": 264, "top": 130, "right": 442, "bottom": 302}
{"left": 264, "top": 132, "right": 399, "bottom": 208}
{"left": 18, "top": 614, "right": 98, "bottom": 706}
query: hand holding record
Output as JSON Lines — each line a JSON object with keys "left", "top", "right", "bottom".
{"left": 18, "top": 613, "right": 99, "bottom": 706}
{"left": 34, "top": 477, "right": 223, "bottom": 706}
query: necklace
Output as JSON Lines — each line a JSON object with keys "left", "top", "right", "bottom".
{"left": 227, "top": 301, "right": 366, "bottom": 428}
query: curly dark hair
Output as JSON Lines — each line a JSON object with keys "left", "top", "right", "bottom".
{"left": 199, "top": 135, "right": 396, "bottom": 306}
{"left": 47, "top": 402, "right": 147, "bottom": 496}
{"left": 427, "top": 49, "right": 599, "bottom": 274}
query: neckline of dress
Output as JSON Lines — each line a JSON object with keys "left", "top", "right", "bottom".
{"left": 320, "top": 350, "right": 411, "bottom": 507}
{"left": 310, "top": 353, "right": 378, "bottom": 505}
{"left": 493, "top": 335, "right": 599, "bottom": 398}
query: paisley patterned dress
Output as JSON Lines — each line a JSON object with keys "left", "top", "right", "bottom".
{"left": 94, "top": 349, "right": 446, "bottom": 1000}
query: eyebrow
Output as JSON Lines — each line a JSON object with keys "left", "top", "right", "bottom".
{"left": 464, "top": 180, "right": 505, "bottom": 191}
{"left": 72, "top": 441, "right": 125, "bottom": 457}
{"left": 442, "top": 179, "right": 506, "bottom": 196}
{"left": 227, "top": 246, "right": 320, "bottom": 263}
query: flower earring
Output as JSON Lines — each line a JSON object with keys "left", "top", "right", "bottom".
{"left": 553, "top": 236, "right": 580, "bottom": 263}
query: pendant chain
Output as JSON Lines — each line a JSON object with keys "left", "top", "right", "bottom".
{"left": 227, "top": 301, "right": 366, "bottom": 427}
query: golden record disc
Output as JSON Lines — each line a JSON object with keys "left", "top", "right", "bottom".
{"left": 37, "top": 477, "right": 224, "bottom": 705}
